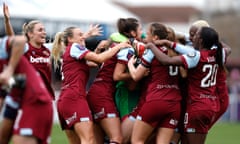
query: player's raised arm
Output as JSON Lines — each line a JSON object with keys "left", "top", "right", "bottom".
{"left": 3, "top": 3, "right": 15, "bottom": 36}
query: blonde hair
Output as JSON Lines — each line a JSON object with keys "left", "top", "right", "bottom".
{"left": 62, "top": 26, "right": 76, "bottom": 46}
{"left": 191, "top": 20, "right": 210, "bottom": 28}
{"left": 51, "top": 32, "right": 65, "bottom": 70}
{"left": 51, "top": 27, "right": 77, "bottom": 70}
{"left": 166, "top": 26, "right": 176, "bottom": 42}
{"left": 22, "top": 20, "right": 42, "bottom": 41}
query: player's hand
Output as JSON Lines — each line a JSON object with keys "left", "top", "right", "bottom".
{"left": 85, "top": 24, "right": 103, "bottom": 38}
{"left": 0, "top": 67, "right": 13, "bottom": 86}
{"left": 117, "top": 42, "right": 132, "bottom": 49}
{"left": 3, "top": 3, "right": 10, "bottom": 20}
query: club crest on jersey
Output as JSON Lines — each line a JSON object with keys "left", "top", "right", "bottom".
{"left": 187, "top": 51, "right": 196, "bottom": 57}
{"left": 32, "top": 51, "right": 35, "bottom": 55}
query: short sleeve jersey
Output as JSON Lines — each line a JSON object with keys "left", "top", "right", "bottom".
{"left": 60, "top": 43, "right": 90, "bottom": 99}
{"left": 24, "top": 43, "right": 54, "bottom": 99}
{"left": 117, "top": 47, "right": 135, "bottom": 65}
{"left": 141, "top": 46, "right": 182, "bottom": 102}
{"left": 181, "top": 49, "right": 220, "bottom": 111}
{"left": 0, "top": 36, "right": 52, "bottom": 104}
{"left": 94, "top": 43, "right": 118, "bottom": 83}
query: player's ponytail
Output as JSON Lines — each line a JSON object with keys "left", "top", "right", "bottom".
{"left": 51, "top": 32, "right": 65, "bottom": 70}
{"left": 200, "top": 27, "right": 223, "bottom": 68}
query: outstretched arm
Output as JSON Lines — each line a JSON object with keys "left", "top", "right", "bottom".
{"left": 94, "top": 40, "right": 111, "bottom": 54}
{"left": 86, "top": 39, "right": 111, "bottom": 67}
{"left": 85, "top": 42, "right": 131, "bottom": 64}
{"left": 146, "top": 42, "right": 183, "bottom": 66}
{"left": 3, "top": 3, "right": 15, "bottom": 36}
{"left": 154, "top": 39, "right": 195, "bottom": 54}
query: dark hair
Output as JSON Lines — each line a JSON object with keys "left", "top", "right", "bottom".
{"left": 117, "top": 18, "right": 139, "bottom": 38}
{"left": 149, "top": 22, "right": 168, "bottom": 40}
{"left": 200, "top": 27, "right": 223, "bottom": 68}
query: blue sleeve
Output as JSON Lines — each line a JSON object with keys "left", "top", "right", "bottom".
{"left": 174, "top": 43, "right": 196, "bottom": 55}
{"left": 117, "top": 47, "right": 135, "bottom": 62}
{"left": 24, "top": 43, "right": 29, "bottom": 53}
{"left": 0, "top": 37, "right": 29, "bottom": 59}
{"left": 0, "top": 36, "right": 9, "bottom": 59}
{"left": 184, "top": 34, "right": 193, "bottom": 46}
{"left": 142, "top": 49, "right": 154, "bottom": 64}
{"left": 70, "top": 43, "right": 89, "bottom": 59}
{"left": 182, "top": 51, "right": 200, "bottom": 69}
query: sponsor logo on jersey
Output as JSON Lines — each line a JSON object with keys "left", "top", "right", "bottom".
{"left": 30, "top": 56, "right": 50, "bottom": 63}
{"left": 199, "top": 94, "right": 217, "bottom": 100}
{"left": 156, "top": 84, "right": 179, "bottom": 89}
{"left": 43, "top": 50, "right": 50, "bottom": 56}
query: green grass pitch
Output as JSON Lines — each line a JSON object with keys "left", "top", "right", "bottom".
{"left": 50, "top": 122, "right": 240, "bottom": 144}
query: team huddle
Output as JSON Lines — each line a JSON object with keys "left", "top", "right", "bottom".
{"left": 0, "top": 3, "right": 231, "bottom": 144}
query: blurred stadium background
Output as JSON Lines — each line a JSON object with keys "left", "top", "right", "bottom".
{"left": 1, "top": 0, "right": 240, "bottom": 143}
